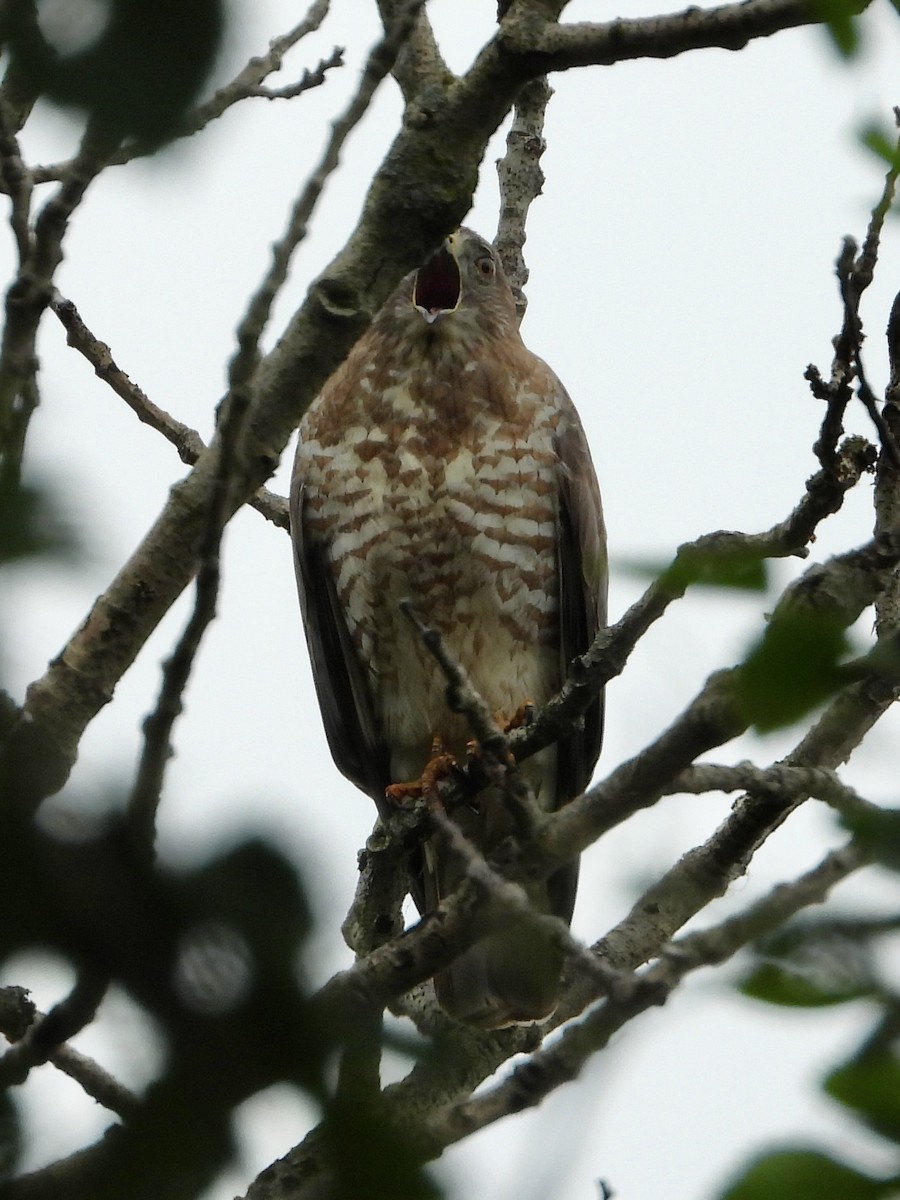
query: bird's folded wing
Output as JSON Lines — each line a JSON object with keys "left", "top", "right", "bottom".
{"left": 290, "top": 479, "right": 393, "bottom": 811}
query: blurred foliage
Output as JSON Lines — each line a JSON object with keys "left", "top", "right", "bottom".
{"left": 0, "top": 791, "right": 441, "bottom": 1199}
{"left": 326, "top": 1100, "right": 441, "bottom": 1200}
{"left": 738, "top": 922, "right": 877, "bottom": 1008}
{"left": 662, "top": 549, "right": 768, "bottom": 594}
{"left": 719, "top": 993, "right": 900, "bottom": 1198}
{"left": 860, "top": 123, "right": 900, "bottom": 170}
{"left": 618, "top": 548, "right": 769, "bottom": 593}
{"left": 0, "top": 5, "right": 896, "bottom": 1197}
{"left": 818, "top": 0, "right": 860, "bottom": 58}
{"left": 826, "top": 1050, "right": 900, "bottom": 1141}
{"left": 0, "top": 473, "right": 83, "bottom": 687}
{"left": 843, "top": 807, "right": 900, "bottom": 873}
{"left": 734, "top": 607, "right": 851, "bottom": 732}
{"left": 720, "top": 1148, "right": 894, "bottom": 1199}
{"left": 0, "top": 475, "right": 80, "bottom": 566}
{"left": 1, "top": 0, "right": 224, "bottom": 146}
{"left": 0, "top": 459, "right": 438, "bottom": 1199}
{"left": 721, "top": 827, "right": 900, "bottom": 1200}
{"left": 813, "top": 0, "right": 878, "bottom": 59}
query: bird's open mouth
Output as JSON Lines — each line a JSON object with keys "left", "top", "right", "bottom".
{"left": 413, "top": 244, "right": 460, "bottom": 323}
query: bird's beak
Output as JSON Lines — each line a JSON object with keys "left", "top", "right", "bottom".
{"left": 413, "top": 237, "right": 460, "bottom": 324}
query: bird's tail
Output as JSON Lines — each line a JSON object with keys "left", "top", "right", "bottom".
{"left": 433, "top": 915, "right": 565, "bottom": 1029}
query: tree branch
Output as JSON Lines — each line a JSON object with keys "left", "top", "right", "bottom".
{"left": 510, "top": 431, "right": 875, "bottom": 770}
{"left": 49, "top": 292, "right": 289, "bottom": 528}
{"left": 0, "top": 969, "right": 108, "bottom": 1088}
{"left": 5, "top": 0, "right": 868, "bottom": 815}
{"left": 500, "top": 0, "right": 869, "bottom": 69}
{"left": 377, "top": 0, "right": 454, "bottom": 101}
{"left": 430, "top": 839, "right": 865, "bottom": 1148}
{"left": 495, "top": 75, "right": 552, "bottom": 319}
{"left": 0, "top": 123, "right": 120, "bottom": 486}
{"left": 0, "top": 985, "right": 138, "bottom": 1119}
{"left": 668, "top": 760, "right": 875, "bottom": 814}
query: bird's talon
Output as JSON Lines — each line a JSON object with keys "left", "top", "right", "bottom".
{"left": 385, "top": 742, "right": 460, "bottom": 807}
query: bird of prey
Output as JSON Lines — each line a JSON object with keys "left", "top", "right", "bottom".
{"left": 290, "top": 228, "right": 606, "bottom": 1028}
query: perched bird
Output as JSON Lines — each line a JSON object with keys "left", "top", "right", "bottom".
{"left": 290, "top": 228, "right": 606, "bottom": 1027}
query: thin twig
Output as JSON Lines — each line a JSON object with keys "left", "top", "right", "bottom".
{"left": 398, "top": 601, "right": 508, "bottom": 755}
{"left": 125, "top": 395, "right": 245, "bottom": 856}
{"left": 668, "top": 760, "right": 875, "bottom": 817}
{"left": 20, "top": 3, "right": 338, "bottom": 184}
{"left": 808, "top": 119, "right": 900, "bottom": 470}
{"left": 0, "top": 95, "right": 33, "bottom": 263}
{"left": 0, "top": 985, "right": 138, "bottom": 1118}
{"left": 398, "top": 599, "right": 542, "bottom": 834}
{"left": 228, "top": 0, "right": 429, "bottom": 390}
{"left": 50, "top": 292, "right": 205, "bottom": 462}
{"left": 664, "top": 841, "right": 868, "bottom": 971}
{"left": 430, "top": 806, "right": 624, "bottom": 1000}
{"left": 245, "top": 48, "right": 345, "bottom": 100}
{"left": 122, "top": 4, "right": 425, "bottom": 853}
{"left": 0, "top": 123, "right": 119, "bottom": 485}
{"left": 432, "top": 839, "right": 865, "bottom": 1147}
{"left": 510, "top": 437, "right": 875, "bottom": 769}
{"left": 49, "top": 292, "right": 289, "bottom": 528}
{"left": 837, "top": 242, "right": 900, "bottom": 469}
{"left": 0, "top": 970, "right": 109, "bottom": 1088}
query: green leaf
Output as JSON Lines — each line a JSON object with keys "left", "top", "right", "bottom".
{"left": 740, "top": 958, "right": 872, "bottom": 1008}
{"left": 734, "top": 608, "right": 850, "bottom": 732}
{"left": 738, "top": 924, "right": 875, "bottom": 1007}
{"left": 719, "top": 1148, "right": 890, "bottom": 1200}
{"left": 860, "top": 124, "right": 900, "bottom": 169}
{"left": 619, "top": 549, "right": 768, "bottom": 593}
{"left": 841, "top": 806, "right": 900, "bottom": 872}
{"left": 826, "top": 1054, "right": 900, "bottom": 1142}
{"left": 0, "top": 476, "right": 80, "bottom": 565}
{"left": 815, "top": 0, "right": 861, "bottom": 58}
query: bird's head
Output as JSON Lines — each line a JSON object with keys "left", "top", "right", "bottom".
{"left": 398, "top": 228, "right": 518, "bottom": 349}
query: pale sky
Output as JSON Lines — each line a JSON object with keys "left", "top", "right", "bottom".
{"left": 3, "top": 2, "right": 900, "bottom": 1198}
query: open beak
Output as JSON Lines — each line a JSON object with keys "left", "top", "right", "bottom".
{"left": 413, "top": 240, "right": 460, "bottom": 324}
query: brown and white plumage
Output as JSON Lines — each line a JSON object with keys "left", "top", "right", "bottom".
{"left": 290, "top": 228, "right": 606, "bottom": 1027}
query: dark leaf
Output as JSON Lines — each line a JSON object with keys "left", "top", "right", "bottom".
{"left": 738, "top": 923, "right": 875, "bottom": 1007}
{"left": 860, "top": 124, "right": 900, "bottom": 168}
{"left": 0, "top": 476, "right": 79, "bottom": 565}
{"left": 841, "top": 806, "right": 900, "bottom": 873}
{"left": 826, "top": 1053, "right": 900, "bottom": 1142}
{"left": 814, "top": 0, "right": 860, "bottom": 58}
{"left": 5, "top": 0, "right": 225, "bottom": 146}
{"left": 735, "top": 608, "right": 850, "bottom": 732}
{"left": 740, "top": 958, "right": 873, "bottom": 1008}
{"left": 719, "top": 1148, "right": 890, "bottom": 1199}
{"left": 620, "top": 549, "right": 768, "bottom": 593}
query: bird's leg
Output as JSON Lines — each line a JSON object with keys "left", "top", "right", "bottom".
{"left": 464, "top": 700, "right": 533, "bottom": 769}
{"left": 385, "top": 736, "right": 461, "bottom": 805}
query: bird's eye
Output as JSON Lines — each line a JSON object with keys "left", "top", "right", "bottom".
{"left": 475, "top": 256, "right": 495, "bottom": 279}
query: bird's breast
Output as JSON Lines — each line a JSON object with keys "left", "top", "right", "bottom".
{"left": 298, "top": 375, "right": 564, "bottom": 757}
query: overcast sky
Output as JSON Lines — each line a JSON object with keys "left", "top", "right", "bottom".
{"left": 3, "top": 2, "right": 900, "bottom": 1198}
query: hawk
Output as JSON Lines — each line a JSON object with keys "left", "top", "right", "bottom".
{"left": 290, "top": 228, "right": 606, "bottom": 1028}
